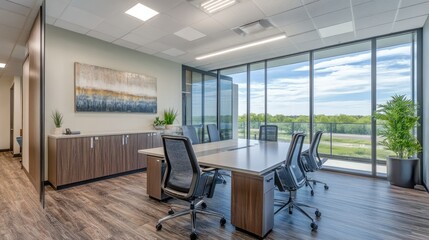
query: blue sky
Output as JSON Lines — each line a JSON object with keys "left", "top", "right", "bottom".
{"left": 227, "top": 43, "right": 413, "bottom": 116}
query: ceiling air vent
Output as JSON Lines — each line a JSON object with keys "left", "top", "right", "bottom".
{"left": 232, "top": 19, "right": 274, "bottom": 36}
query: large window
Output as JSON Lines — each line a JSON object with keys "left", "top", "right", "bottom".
{"left": 183, "top": 31, "right": 420, "bottom": 177}
{"left": 314, "top": 41, "right": 372, "bottom": 173}
{"left": 267, "top": 54, "right": 310, "bottom": 143}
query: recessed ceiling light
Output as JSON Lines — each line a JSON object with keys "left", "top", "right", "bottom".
{"left": 196, "top": 34, "right": 286, "bottom": 60}
{"left": 318, "top": 21, "right": 354, "bottom": 38}
{"left": 125, "top": 3, "right": 159, "bottom": 22}
{"left": 0, "top": 63, "right": 6, "bottom": 68}
{"left": 162, "top": 48, "right": 185, "bottom": 57}
{"left": 189, "top": 0, "right": 238, "bottom": 14}
{"left": 174, "top": 27, "right": 206, "bottom": 41}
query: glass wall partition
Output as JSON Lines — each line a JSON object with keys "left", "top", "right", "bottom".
{"left": 250, "top": 62, "right": 265, "bottom": 140}
{"left": 376, "top": 33, "right": 416, "bottom": 176}
{"left": 219, "top": 66, "right": 248, "bottom": 139}
{"left": 183, "top": 30, "right": 420, "bottom": 177}
{"left": 267, "top": 54, "right": 310, "bottom": 143}
{"left": 313, "top": 41, "right": 372, "bottom": 173}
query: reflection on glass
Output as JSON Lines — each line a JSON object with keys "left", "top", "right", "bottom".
{"left": 203, "top": 74, "right": 217, "bottom": 142}
{"left": 220, "top": 76, "right": 233, "bottom": 140}
{"left": 220, "top": 66, "right": 247, "bottom": 139}
{"left": 314, "top": 41, "right": 372, "bottom": 174}
{"left": 267, "top": 54, "right": 310, "bottom": 143}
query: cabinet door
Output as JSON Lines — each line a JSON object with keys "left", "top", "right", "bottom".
{"left": 57, "top": 137, "right": 94, "bottom": 185}
{"left": 94, "top": 135, "right": 123, "bottom": 177}
{"left": 137, "top": 133, "right": 152, "bottom": 169}
{"left": 152, "top": 132, "right": 162, "bottom": 148}
{"left": 123, "top": 134, "right": 139, "bottom": 171}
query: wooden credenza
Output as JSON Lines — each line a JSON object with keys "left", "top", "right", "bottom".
{"left": 48, "top": 131, "right": 162, "bottom": 189}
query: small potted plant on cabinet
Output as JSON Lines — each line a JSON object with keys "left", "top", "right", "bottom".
{"left": 153, "top": 117, "right": 165, "bottom": 130}
{"left": 163, "top": 108, "right": 178, "bottom": 129}
{"left": 51, "top": 110, "right": 63, "bottom": 135}
{"left": 375, "top": 94, "right": 421, "bottom": 188}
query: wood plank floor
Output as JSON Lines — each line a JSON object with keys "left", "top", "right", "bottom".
{"left": 1, "top": 152, "right": 428, "bottom": 240}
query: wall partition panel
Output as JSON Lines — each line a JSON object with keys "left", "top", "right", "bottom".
{"left": 219, "top": 66, "right": 248, "bottom": 139}
{"left": 203, "top": 74, "right": 217, "bottom": 142}
{"left": 267, "top": 54, "right": 310, "bottom": 143}
{"left": 313, "top": 41, "right": 372, "bottom": 173}
{"left": 249, "top": 62, "right": 265, "bottom": 140}
{"left": 219, "top": 75, "right": 233, "bottom": 140}
{"left": 376, "top": 33, "right": 416, "bottom": 176}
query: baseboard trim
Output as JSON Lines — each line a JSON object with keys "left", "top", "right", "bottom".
{"left": 0, "top": 149, "right": 11, "bottom": 152}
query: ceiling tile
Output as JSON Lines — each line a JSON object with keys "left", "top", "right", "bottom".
{"left": 136, "top": 46, "right": 159, "bottom": 55}
{"left": 293, "top": 38, "right": 324, "bottom": 52}
{"left": 397, "top": 2, "right": 429, "bottom": 21}
{"left": 86, "top": 30, "right": 116, "bottom": 42}
{"left": 143, "top": 41, "right": 171, "bottom": 52}
{"left": 46, "top": 16, "right": 56, "bottom": 24}
{"left": 112, "top": 39, "right": 140, "bottom": 50}
{"left": 133, "top": 24, "right": 169, "bottom": 40}
{"left": 10, "top": 45, "right": 26, "bottom": 59}
{"left": 0, "top": 0, "right": 31, "bottom": 16}
{"left": 157, "top": 34, "right": 195, "bottom": 51}
{"left": 7, "top": 0, "right": 36, "bottom": 8}
{"left": 355, "top": 10, "right": 396, "bottom": 30}
{"left": 69, "top": 0, "right": 135, "bottom": 19}
{"left": 93, "top": 21, "right": 130, "bottom": 39}
{"left": 174, "top": 27, "right": 206, "bottom": 41}
{"left": 305, "top": 0, "right": 350, "bottom": 17}
{"left": 321, "top": 31, "right": 355, "bottom": 45}
{"left": 356, "top": 23, "right": 392, "bottom": 39}
{"left": 54, "top": 19, "right": 90, "bottom": 34}
{"left": 165, "top": 1, "right": 209, "bottom": 26}
{"left": 162, "top": 48, "right": 185, "bottom": 56}
{"left": 0, "top": 8, "right": 27, "bottom": 28}
{"left": 393, "top": 15, "right": 428, "bottom": 31}
{"left": 400, "top": 0, "right": 429, "bottom": 8}
{"left": 312, "top": 8, "right": 352, "bottom": 29}
{"left": 145, "top": 13, "right": 185, "bottom": 34}
{"left": 281, "top": 19, "right": 315, "bottom": 36}
{"left": 141, "top": 0, "right": 183, "bottom": 13}
{"left": 102, "top": 11, "right": 143, "bottom": 32}
{"left": 0, "top": 24, "right": 21, "bottom": 41}
{"left": 353, "top": 0, "right": 400, "bottom": 19}
{"left": 59, "top": 6, "right": 104, "bottom": 29}
{"left": 288, "top": 30, "right": 320, "bottom": 43}
{"left": 121, "top": 32, "right": 152, "bottom": 45}
{"left": 268, "top": 7, "right": 310, "bottom": 28}
{"left": 191, "top": 17, "right": 226, "bottom": 36}
{"left": 46, "top": 0, "right": 70, "bottom": 18}
{"left": 252, "top": 0, "right": 303, "bottom": 17}
{"left": 211, "top": 0, "right": 265, "bottom": 28}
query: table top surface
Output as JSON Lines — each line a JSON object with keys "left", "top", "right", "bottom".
{"left": 139, "top": 139, "right": 304, "bottom": 176}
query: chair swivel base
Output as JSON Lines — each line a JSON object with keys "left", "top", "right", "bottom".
{"left": 156, "top": 199, "right": 226, "bottom": 240}
{"left": 305, "top": 178, "right": 329, "bottom": 196}
{"left": 275, "top": 195, "right": 321, "bottom": 231}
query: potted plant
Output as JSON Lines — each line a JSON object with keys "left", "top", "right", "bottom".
{"left": 375, "top": 94, "right": 421, "bottom": 188}
{"left": 51, "top": 110, "right": 63, "bottom": 135}
{"left": 153, "top": 117, "right": 165, "bottom": 130}
{"left": 164, "top": 108, "right": 178, "bottom": 129}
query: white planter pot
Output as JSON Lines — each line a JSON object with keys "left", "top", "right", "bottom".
{"left": 54, "top": 127, "right": 63, "bottom": 135}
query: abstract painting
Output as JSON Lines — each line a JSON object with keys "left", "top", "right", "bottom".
{"left": 74, "top": 63, "right": 157, "bottom": 113}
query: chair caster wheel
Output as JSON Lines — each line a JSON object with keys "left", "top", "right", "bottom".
{"left": 313, "top": 182, "right": 317, "bottom": 185}
{"left": 168, "top": 209, "right": 174, "bottom": 215}
{"left": 311, "top": 190, "right": 314, "bottom": 196}
{"left": 324, "top": 185, "right": 329, "bottom": 190}
{"left": 305, "top": 182, "right": 308, "bottom": 187}
{"left": 190, "top": 232, "right": 197, "bottom": 240}
{"left": 311, "top": 222, "right": 318, "bottom": 231}
{"left": 223, "top": 180, "right": 227, "bottom": 184}
{"left": 156, "top": 223, "right": 162, "bottom": 231}
{"left": 201, "top": 202, "right": 207, "bottom": 209}
{"left": 315, "top": 210, "right": 322, "bottom": 218}
{"left": 220, "top": 217, "right": 226, "bottom": 226}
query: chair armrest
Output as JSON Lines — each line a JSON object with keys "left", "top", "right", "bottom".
{"left": 202, "top": 167, "right": 217, "bottom": 173}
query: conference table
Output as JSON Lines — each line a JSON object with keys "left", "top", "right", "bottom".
{"left": 138, "top": 138, "right": 296, "bottom": 238}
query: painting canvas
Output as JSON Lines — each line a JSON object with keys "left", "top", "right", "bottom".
{"left": 74, "top": 63, "right": 157, "bottom": 113}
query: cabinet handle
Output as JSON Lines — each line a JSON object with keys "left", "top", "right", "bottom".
{"left": 266, "top": 177, "right": 273, "bottom": 182}
{"left": 122, "top": 135, "right": 125, "bottom": 145}
{"left": 90, "top": 137, "right": 93, "bottom": 149}
{"left": 126, "top": 135, "right": 129, "bottom": 145}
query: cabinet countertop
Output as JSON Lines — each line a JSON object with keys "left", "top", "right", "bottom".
{"left": 48, "top": 129, "right": 168, "bottom": 139}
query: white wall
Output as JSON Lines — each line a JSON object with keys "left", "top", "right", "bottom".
{"left": 0, "top": 78, "right": 12, "bottom": 150}
{"left": 423, "top": 18, "right": 429, "bottom": 189}
{"left": 13, "top": 76, "right": 22, "bottom": 155}
{"left": 45, "top": 25, "right": 182, "bottom": 178}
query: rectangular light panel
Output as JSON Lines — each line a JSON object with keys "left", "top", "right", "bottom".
{"left": 125, "top": 3, "right": 159, "bottom": 22}
{"left": 318, "top": 21, "right": 354, "bottom": 38}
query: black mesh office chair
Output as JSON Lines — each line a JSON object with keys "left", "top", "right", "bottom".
{"left": 206, "top": 124, "right": 228, "bottom": 184}
{"left": 301, "top": 131, "right": 329, "bottom": 196}
{"left": 156, "top": 135, "right": 226, "bottom": 240}
{"left": 182, "top": 125, "right": 200, "bottom": 144}
{"left": 274, "top": 133, "right": 321, "bottom": 231}
{"left": 259, "top": 125, "right": 278, "bottom": 141}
